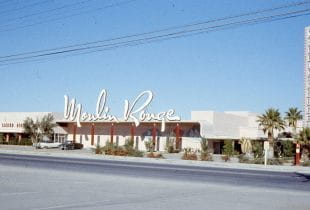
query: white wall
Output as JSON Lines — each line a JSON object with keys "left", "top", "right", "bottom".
{"left": 0, "top": 112, "right": 66, "bottom": 134}
{"left": 192, "top": 111, "right": 266, "bottom": 139}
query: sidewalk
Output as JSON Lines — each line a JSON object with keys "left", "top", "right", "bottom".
{"left": 1, "top": 145, "right": 310, "bottom": 174}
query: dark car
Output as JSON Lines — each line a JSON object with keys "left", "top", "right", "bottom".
{"left": 60, "top": 141, "right": 83, "bottom": 150}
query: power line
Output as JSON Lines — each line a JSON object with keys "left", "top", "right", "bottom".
{"left": 2, "top": 10, "right": 309, "bottom": 68}
{"left": 0, "top": 6, "right": 309, "bottom": 66}
{"left": 0, "top": 0, "right": 138, "bottom": 33}
{"left": 1, "top": 0, "right": 309, "bottom": 60}
{"left": 0, "top": 0, "right": 97, "bottom": 25}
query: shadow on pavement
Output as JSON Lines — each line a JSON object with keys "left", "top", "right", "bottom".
{"left": 295, "top": 172, "right": 310, "bottom": 182}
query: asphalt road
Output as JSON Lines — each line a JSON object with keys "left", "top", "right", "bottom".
{"left": 0, "top": 153, "right": 309, "bottom": 210}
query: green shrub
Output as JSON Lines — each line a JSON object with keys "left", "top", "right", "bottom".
{"left": 147, "top": 152, "right": 164, "bottom": 158}
{"left": 125, "top": 139, "right": 144, "bottom": 157}
{"left": 223, "top": 140, "right": 234, "bottom": 157}
{"left": 99, "top": 140, "right": 144, "bottom": 157}
{"left": 268, "top": 158, "right": 284, "bottom": 165}
{"left": 238, "top": 157, "right": 284, "bottom": 165}
{"left": 182, "top": 148, "right": 198, "bottom": 160}
{"left": 145, "top": 139, "right": 154, "bottom": 152}
{"left": 252, "top": 158, "right": 264, "bottom": 164}
{"left": 130, "top": 150, "right": 144, "bottom": 157}
{"left": 200, "top": 138, "right": 212, "bottom": 161}
{"left": 8, "top": 139, "right": 18, "bottom": 145}
{"left": 302, "top": 161, "right": 310, "bottom": 166}
{"left": 221, "top": 155, "right": 230, "bottom": 162}
{"left": 102, "top": 141, "right": 117, "bottom": 155}
{"left": 238, "top": 154, "right": 250, "bottom": 163}
{"left": 201, "top": 152, "right": 213, "bottom": 161}
{"left": 166, "top": 137, "right": 179, "bottom": 153}
{"left": 282, "top": 141, "right": 294, "bottom": 157}
{"left": 124, "top": 138, "right": 134, "bottom": 149}
{"left": 200, "top": 138, "right": 208, "bottom": 153}
{"left": 274, "top": 141, "right": 282, "bottom": 158}
{"left": 19, "top": 138, "right": 32, "bottom": 146}
{"left": 95, "top": 145, "right": 103, "bottom": 154}
{"left": 252, "top": 141, "right": 263, "bottom": 158}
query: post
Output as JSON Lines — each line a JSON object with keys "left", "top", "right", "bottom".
{"left": 296, "top": 143, "right": 300, "bottom": 166}
{"left": 18, "top": 134, "right": 22, "bottom": 143}
{"left": 91, "top": 123, "right": 95, "bottom": 146}
{"left": 152, "top": 123, "right": 156, "bottom": 149}
{"left": 72, "top": 124, "right": 77, "bottom": 143}
{"left": 6, "top": 133, "right": 9, "bottom": 143}
{"left": 131, "top": 123, "right": 135, "bottom": 143}
{"left": 110, "top": 123, "right": 114, "bottom": 144}
{"left": 176, "top": 123, "right": 180, "bottom": 150}
{"left": 264, "top": 141, "right": 269, "bottom": 166}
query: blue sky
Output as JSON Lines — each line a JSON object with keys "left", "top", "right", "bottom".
{"left": 0, "top": 0, "right": 309, "bottom": 119}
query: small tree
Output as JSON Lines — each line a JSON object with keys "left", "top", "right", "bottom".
{"left": 200, "top": 137, "right": 212, "bottom": 161}
{"left": 223, "top": 140, "right": 234, "bottom": 156}
{"left": 297, "top": 128, "right": 310, "bottom": 161}
{"left": 165, "top": 137, "right": 176, "bottom": 153}
{"left": 23, "top": 117, "right": 40, "bottom": 144}
{"left": 145, "top": 138, "right": 154, "bottom": 152}
{"left": 222, "top": 140, "right": 234, "bottom": 161}
{"left": 282, "top": 141, "right": 294, "bottom": 157}
{"left": 40, "top": 114, "right": 56, "bottom": 139}
{"left": 200, "top": 137, "right": 208, "bottom": 153}
{"left": 23, "top": 114, "right": 56, "bottom": 144}
{"left": 252, "top": 141, "right": 263, "bottom": 158}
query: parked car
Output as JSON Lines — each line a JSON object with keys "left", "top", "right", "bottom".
{"left": 34, "top": 141, "right": 62, "bottom": 149}
{"left": 59, "top": 141, "right": 83, "bottom": 150}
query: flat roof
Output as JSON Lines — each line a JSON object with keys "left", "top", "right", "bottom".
{"left": 56, "top": 120, "right": 200, "bottom": 125}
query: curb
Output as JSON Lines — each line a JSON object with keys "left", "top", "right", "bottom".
{"left": 0, "top": 148, "right": 310, "bottom": 174}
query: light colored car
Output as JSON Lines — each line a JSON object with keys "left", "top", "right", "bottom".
{"left": 35, "top": 141, "right": 61, "bottom": 149}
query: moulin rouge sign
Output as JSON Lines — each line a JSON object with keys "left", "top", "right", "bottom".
{"left": 63, "top": 89, "right": 181, "bottom": 131}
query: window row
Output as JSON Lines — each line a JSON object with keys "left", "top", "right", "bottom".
{"left": 1, "top": 123, "right": 24, "bottom": 128}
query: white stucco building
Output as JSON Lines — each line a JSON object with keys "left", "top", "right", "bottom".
{"left": 0, "top": 110, "right": 301, "bottom": 154}
{"left": 0, "top": 112, "right": 67, "bottom": 143}
{"left": 191, "top": 111, "right": 265, "bottom": 140}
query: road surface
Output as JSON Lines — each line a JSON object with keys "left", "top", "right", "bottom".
{"left": 0, "top": 153, "right": 309, "bottom": 210}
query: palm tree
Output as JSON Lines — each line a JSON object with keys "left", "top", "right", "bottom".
{"left": 285, "top": 107, "right": 302, "bottom": 137}
{"left": 297, "top": 127, "right": 310, "bottom": 145}
{"left": 257, "top": 108, "right": 285, "bottom": 143}
{"left": 297, "top": 128, "right": 310, "bottom": 161}
{"left": 257, "top": 108, "right": 285, "bottom": 157}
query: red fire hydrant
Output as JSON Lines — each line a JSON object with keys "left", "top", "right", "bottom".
{"left": 296, "top": 143, "right": 300, "bottom": 166}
